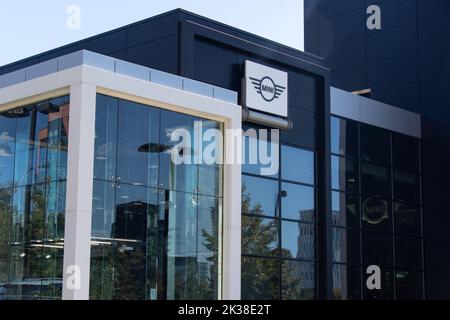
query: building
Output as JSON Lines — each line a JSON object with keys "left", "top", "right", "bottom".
{"left": 0, "top": 8, "right": 426, "bottom": 300}
{"left": 304, "top": 0, "right": 450, "bottom": 299}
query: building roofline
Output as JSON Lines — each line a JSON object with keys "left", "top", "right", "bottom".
{"left": 0, "top": 8, "right": 323, "bottom": 72}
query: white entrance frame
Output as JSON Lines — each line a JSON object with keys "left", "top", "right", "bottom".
{"left": 0, "top": 64, "right": 242, "bottom": 300}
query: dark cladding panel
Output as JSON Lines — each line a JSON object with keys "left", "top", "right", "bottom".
{"left": 280, "top": 107, "right": 317, "bottom": 149}
{"left": 193, "top": 38, "right": 240, "bottom": 91}
{"left": 317, "top": 0, "right": 365, "bottom": 18}
{"left": 331, "top": 66, "right": 366, "bottom": 92}
{"left": 126, "top": 13, "right": 179, "bottom": 48}
{"left": 288, "top": 70, "right": 322, "bottom": 113}
{"left": 126, "top": 35, "right": 178, "bottom": 74}
{"left": 82, "top": 30, "right": 127, "bottom": 55}
{"left": 317, "top": 8, "right": 366, "bottom": 45}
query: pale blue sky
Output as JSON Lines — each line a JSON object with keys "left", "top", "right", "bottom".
{"left": 0, "top": 0, "right": 304, "bottom": 66}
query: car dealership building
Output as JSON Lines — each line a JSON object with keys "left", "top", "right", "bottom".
{"left": 0, "top": 9, "right": 428, "bottom": 300}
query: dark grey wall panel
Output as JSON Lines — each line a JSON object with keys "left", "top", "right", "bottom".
{"left": 418, "top": 0, "right": 450, "bottom": 20}
{"left": 193, "top": 38, "right": 240, "bottom": 91}
{"left": 83, "top": 30, "right": 127, "bottom": 54}
{"left": 319, "top": 36, "right": 365, "bottom": 69}
{"left": 367, "top": 54, "right": 417, "bottom": 90}
{"left": 126, "top": 35, "right": 178, "bottom": 74}
{"left": 317, "top": 0, "right": 365, "bottom": 18}
{"left": 418, "top": 15, "right": 450, "bottom": 51}
{"left": 331, "top": 66, "right": 366, "bottom": 92}
{"left": 318, "top": 8, "right": 366, "bottom": 45}
{"left": 366, "top": 25, "right": 417, "bottom": 62}
{"left": 126, "top": 13, "right": 178, "bottom": 47}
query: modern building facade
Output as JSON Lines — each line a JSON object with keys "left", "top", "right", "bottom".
{"left": 0, "top": 9, "right": 428, "bottom": 300}
{"left": 305, "top": 0, "right": 450, "bottom": 299}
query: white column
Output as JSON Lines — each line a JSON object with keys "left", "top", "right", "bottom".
{"left": 62, "top": 83, "right": 97, "bottom": 300}
{"left": 222, "top": 118, "right": 242, "bottom": 300}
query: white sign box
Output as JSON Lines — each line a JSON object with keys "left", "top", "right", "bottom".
{"left": 243, "top": 60, "right": 288, "bottom": 117}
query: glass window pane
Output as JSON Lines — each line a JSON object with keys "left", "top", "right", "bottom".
{"left": 331, "top": 116, "right": 358, "bottom": 158}
{"left": 196, "top": 195, "right": 220, "bottom": 299}
{"left": 242, "top": 132, "right": 279, "bottom": 178}
{"left": 242, "top": 216, "right": 278, "bottom": 257}
{"left": 363, "top": 268, "right": 394, "bottom": 300}
{"left": 395, "top": 270, "right": 423, "bottom": 300}
{"left": 360, "top": 124, "right": 390, "bottom": 165}
{"left": 332, "top": 156, "right": 357, "bottom": 193}
{"left": 241, "top": 256, "right": 280, "bottom": 300}
{"left": 159, "top": 110, "right": 198, "bottom": 193}
{"left": 281, "top": 221, "right": 315, "bottom": 260}
{"left": 13, "top": 106, "right": 34, "bottom": 187}
{"left": 281, "top": 146, "right": 314, "bottom": 185}
{"left": 282, "top": 260, "right": 315, "bottom": 300}
{"left": 392, "top": 133, "right": 420, "bottom": 172}
{"left": 362, "top": 197, "right": 392, "bottom": 234}
{"left": 394, "top": 202, "right": 421, "bottom": 237}
{"left": 0, "top": 114, "right": 16, "bottom": 189}
{"left": 393, "top": 170, "right": 420, "bottom": 204}
{"left": 0, "top": 188, "right": 12, "bottom": 285}
{"left": 116, "top": 100, "right": 160, "bottom": 188}
{"left": 361, "top": 162, "right": 391, "bottom": 198}
{"left": 46, "top": 98, "right": 70, "bottom": 182}
{"left": 332, "top": 191, "right": 359, "bottom": 229}
{"left": 362, "top": 233, "right": 393, "bottom": 267}
{"left": 198, "top": 120, "right": 223, "bottom": 197}
{"left": 281, "top": 182, "right": 315, "bottom": 222}
{"left": 93, "top": 95, "right": 118, "bottom": 182}
{"left": 332, "top": 228, "right": 360, "bottom": 265}
{"left": 395, "top": 237, "right": 422, "bottom": 270}
{"left": 242, "top": 175, "right": 278, "bottom": 217}
{"left": 333, "top": 264, "right": 361, "bottom": 300}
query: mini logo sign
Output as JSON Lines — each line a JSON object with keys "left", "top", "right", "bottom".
{"left": 249, "top": 76, "right": 286, "bottom": 102}
{"left": 244, "top": 61, "right": 288, "bottom": 117}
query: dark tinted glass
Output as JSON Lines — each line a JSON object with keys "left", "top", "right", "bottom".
{"left": 331, "top": 116, "right": 358, "bottom": 158}
{"left": 361, "top": 162, "right": 391, "bottom": 198}
{"left": 392, "top": 133, "right": 420, "bottom": 172}
{"left": 281, "top": 261, "right": 315, "bottom": 300}
{"left": 333, "top": 264, "right": 361, "bottom": 300}
{"left": 395, "top": 202, "right": 421, "bottom": 236}
{"left": 242, "top": 175, "right": 278, "bottom": 217}
{"left": 362, "top": 233, "right": 393, "bottom": 267}
{"left": 332, "top": 156, "right": 357, "bottom": 193}
{"left": 395, "top": 237, "right": 422, "bottom": 270}
{"left": 332, "top": 191, "right": 359, "bottom": 229}
{"left": 242, "top": 216, "right": 278, "bottom": 257}
{"left": 281, "top": 221, "right": 315, "bottom": 260}
{"left": 393, "top": 170, "right": 420, "bottom": 204}
{"left": 395, "top": 271, "right": 423, "bottom": 300}
{"left": 360, "top": 124, "right": 390, "bottom": 164}
{"left": 241, "top": 257, "right": 280, "bottom": 300}
{"left": 332, "top": 228, "right": 361, "bottom": 265}
{"left": 281, "top": 182, "right": 315, "bottom": 222}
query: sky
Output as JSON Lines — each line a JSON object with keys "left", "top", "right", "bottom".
{"left": 0, "top": 0, "right": 304, "bottom": 66}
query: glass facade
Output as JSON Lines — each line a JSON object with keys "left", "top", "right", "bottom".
{"left": 241, "top": 136, "right": 317, "bottom": 300}
{"left": 331, "top": 116, "right": 424, "bottom": 300}
{"left": 0, "top": 96, "right": 70, "bottom": 300}
{"left": 90, "top": 95, "right": 223, "bottom": 300}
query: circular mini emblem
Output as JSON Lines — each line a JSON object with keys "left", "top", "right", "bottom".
{"left": 259, "top": 76, "right": 277, "bottom": 102}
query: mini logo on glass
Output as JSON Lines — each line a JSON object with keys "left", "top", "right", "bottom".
{"left": 250, "top": 76, "right": 286, "bottom": 102}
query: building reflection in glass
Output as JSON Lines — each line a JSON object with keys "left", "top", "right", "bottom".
{"left": 90, "top": 95, "right": 222, "bottom": 300}
{"left": 0, "top": 96, "right": 70, "bottom": 300}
